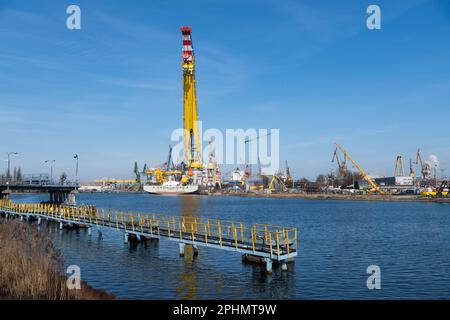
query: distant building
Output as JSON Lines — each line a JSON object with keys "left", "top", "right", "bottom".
{"left": 358, "top": 176, "right": 415, "bottom": 189}
{"left": 374, "top": 176, "right": 414, "bottom": 187}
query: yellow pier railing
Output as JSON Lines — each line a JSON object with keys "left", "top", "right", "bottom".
{"left": 0, "top": 199, "right": 298, "bottom": 271}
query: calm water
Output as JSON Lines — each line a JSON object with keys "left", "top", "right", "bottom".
{"left": 11, "top": 193, "right": 450, "bottom": 300}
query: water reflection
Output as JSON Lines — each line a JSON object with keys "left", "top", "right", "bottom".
{"left": 176, "top": 196, "right": 201, "bottom": 299}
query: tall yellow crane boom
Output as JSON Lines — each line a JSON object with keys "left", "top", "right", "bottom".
{"left": 181, "top": 26, "right": 202, "bottom": 169}
{"left": 334, "top": 142, "right": 385, "bottom": 195}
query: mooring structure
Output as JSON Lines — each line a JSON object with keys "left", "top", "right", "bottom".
{"left": 0, "top": 184, "right": 78, "bottom": 204}
{"left": 0, "top": 200, "right": 298, "bottom": 273}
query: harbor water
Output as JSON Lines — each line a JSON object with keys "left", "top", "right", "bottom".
{"left": 11, "top": 193, "right": 450, "bottom": 299}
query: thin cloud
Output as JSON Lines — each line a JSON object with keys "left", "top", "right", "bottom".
{"left": 93, "top": 75, "right": 177, "bottom": 91}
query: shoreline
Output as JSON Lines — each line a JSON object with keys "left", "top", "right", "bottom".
{"left": 10, "top": 190, "right": 450, "bottom": 203}
{"left": 0, "top": 217, "right": 116, "bottom": 300}
{"left": 208, "top": 192, "right": 450, "bottom": 203}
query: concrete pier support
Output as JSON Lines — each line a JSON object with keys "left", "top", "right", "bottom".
{"left": 281, "top": 261, "right": 288, "bottom": 272}
{"left": 136, "top": 234, "right": 142, "bottom": 242}
{"left": 37, "top": 217, "right": 42, "bottom": 225}
{"left": 87, "top": 227, "right": 92, "bottom": 236}
{"left": 123, "top": 233, "right": 129, "bottom": 244}
{"left": 1, "top": 189, "right": 11, "bottom": 200}
{"left": 265, "top": 258, "right": 273, "bottom": 274}
{"left": 20, "top": 216, "right": 23, "bottom": 221}
{"left": 65, "top": 191, "right": 77, "bottom": 206}
{"left": 59, "top": 222, "right": 63, "bottom": 230}
{"left": 179, "top": 243, "right": 186, "bottom": 257}
{"left": 192, "top": 244, "right": 199, "bottom": 257}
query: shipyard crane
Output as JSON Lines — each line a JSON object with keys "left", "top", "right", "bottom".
{"left": 394, "top": 156, "right": 405, "bottom": 177}
{"left": 285, "top": 160, "right": 293, "bottom": 188}
{"left": 133, "top": 162, "right": 141, "bottom": 183}
{"left": 214, "top": 161, "right": 222, "bottom": 189}
{"left": 244, "top": 132, "right": 272, "bottom": 177}
{"left": 268, "top": 175, "right": 287, "bottom": 192}
{"left": 268, "top": 161, "right": 292, "bottom": 192}
{"left": 332, "top": 147, "right": 348, "bottom": 177}
{"left": 409, "top": 159, "right": 415, "bottom": 177}
{"left": 415, "top": 149, "right": 431, "bottom": 179}
{"left": 181, "top": 26, "right": 202, "bottom": 170}
{"left": 334, "top": 142, "right": 385, "bottom": 195}
{"left": 165, "top": 145, "right": 174, "bottom": 171}
{"left": 206, "top": 140, "right": 215, "bottom": 188}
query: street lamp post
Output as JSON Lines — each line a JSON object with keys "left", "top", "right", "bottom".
{"left": 6, "top": 152, "right": 18, "bottom": 184}
{"left": 330, "top": 169, "right": 334, "bottom": 188}
{"left": 435, "top": 165, "right": 438, "bottom": 187}
{"left": 74, "top": 154, "right": 79, "bottom": 182}
{"left": 45, "top": 160, "right": 56, "bottom": 184}
{"left": 352, "top": 166, "right": 355, "bottom": 189}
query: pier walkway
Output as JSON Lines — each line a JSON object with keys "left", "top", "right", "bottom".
{"left": 0, "top": 200, "right": 298, "bottom": 273}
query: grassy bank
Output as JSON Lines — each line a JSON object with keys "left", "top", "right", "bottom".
{"left": 0, "top": 218, "right": 115, "bottom": 300}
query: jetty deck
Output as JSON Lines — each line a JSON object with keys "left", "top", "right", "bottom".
{"left": 0, "top": 200, "right": 298, "bottom": 273}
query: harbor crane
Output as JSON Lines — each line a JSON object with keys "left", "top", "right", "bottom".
{"left": 409, "top": 159, "right": 415, "bottom": 177}
{"left": 284, "top": 160, "right": 293, "bottom": 188}
{"left": 415, "top": 149, "right": 431, "bottom": 179}
{"left": 269, "top": 161, "right": 292, "bottom": 192}
{"left": 334, "top": 142, "right": 385, "bottom": 195}
{"left": 332, "top": 147, "right": 348, "bottom": 177}
{"left": 394, "top": 156, "right": 405, "bottom": 177}
{"left": 181, "top": 26, "right": 202, "bottom": 170}
{"left": 244, "top": 132, "right": 272, "bottom": 177}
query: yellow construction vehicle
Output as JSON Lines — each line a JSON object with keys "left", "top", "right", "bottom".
{"left": 145, "top": 168, "right": 182, "bottom": 184}
{"left": 334, "top": 142, "right": 385, "bottom": 195}
{"left": 268, "top": 175, "right": 287, "bottom": 192}
{"left": 421, "top": 181, "right": 449, "bottom": 197}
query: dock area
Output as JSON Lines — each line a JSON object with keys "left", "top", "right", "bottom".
{"left": 212, "top": 192, "right": 450, "bottom": 203}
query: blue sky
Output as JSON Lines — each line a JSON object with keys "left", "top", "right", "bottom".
{"left": 0, "top": 0, "right": 449, "bottom": 181}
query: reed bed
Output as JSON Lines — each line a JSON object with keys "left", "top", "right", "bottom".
{"left": 0, "top": 218, "right": 114, "bottom": 300}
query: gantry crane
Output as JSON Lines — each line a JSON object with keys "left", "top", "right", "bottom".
{"left": 334, "top": 142, "right": 385, "bottom": 195}
{"left": 181, "top": 26, "right": 202, "bottom": 170}
{"left": 394, "top": 156, "right": 405, "bottom": 177}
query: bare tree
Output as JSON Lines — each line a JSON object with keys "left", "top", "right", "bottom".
{"left": 16, "top": 167, "right": 23, "bottom": 184}
{"left": 60, "top": 172, "right": 68, "bottom": 185}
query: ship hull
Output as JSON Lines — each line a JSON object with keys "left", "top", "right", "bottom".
{"left": 143, "top": 184, "right": 199, "bottom": 195}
